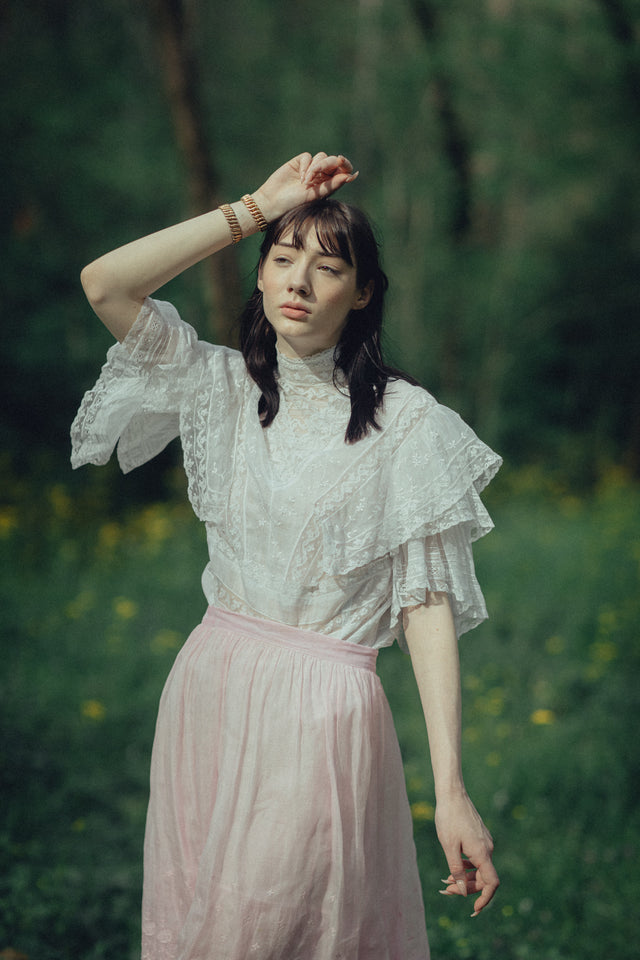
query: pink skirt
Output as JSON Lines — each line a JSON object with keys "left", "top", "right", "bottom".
{"left": 141, "top": 606, "right": 430, "bottom": 960}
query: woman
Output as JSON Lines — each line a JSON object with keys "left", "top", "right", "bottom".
{"left": 72, "top": 151, "right": 501, "bottom": 960}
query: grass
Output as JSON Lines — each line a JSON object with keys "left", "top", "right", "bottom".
{"left": 1, "top": 465, "right": 638, "bottom": 959}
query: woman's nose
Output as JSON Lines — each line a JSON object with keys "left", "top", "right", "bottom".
{"left": 288, "top": 263, "right": 311, "bottom": 295}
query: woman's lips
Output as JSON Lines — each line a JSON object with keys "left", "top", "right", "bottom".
{"left": 280, "top": 302, "right": 310, "bottom": 320}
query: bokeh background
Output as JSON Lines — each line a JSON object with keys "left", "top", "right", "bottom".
{"left": 1, "top": 1, "right": 639, "bottom": 958}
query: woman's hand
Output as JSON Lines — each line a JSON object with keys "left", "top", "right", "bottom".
{"left": 435, "top": 790, "right": 500, "bottom": 916}
{"left": 252, "top": 152, "right": 358, "bottom": 223}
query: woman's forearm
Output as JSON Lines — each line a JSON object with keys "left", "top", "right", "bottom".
{"left": 403, "top": 594, "right": 465, "bottom": 800}
{"left": 80, "top": 201, "right": 260, "bottom": 341}
{"left": 79, "top": 152, "right": 359, "bottom": 342}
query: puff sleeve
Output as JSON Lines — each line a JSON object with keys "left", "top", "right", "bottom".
{"left": 389, "top": 400, "right": 501, "bottom": 641}
{"left": 71, "top": 298, "right": 206, "bottom": 473}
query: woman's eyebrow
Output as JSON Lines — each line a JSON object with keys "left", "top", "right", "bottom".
{"left": 274, "top": 241, "right": 343, "bottom": 259}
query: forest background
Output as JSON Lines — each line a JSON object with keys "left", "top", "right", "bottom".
{"left": 1, "top": 1, "right": 639, "bottom": 959}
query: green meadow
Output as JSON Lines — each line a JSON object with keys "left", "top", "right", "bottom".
{"left": 1, "top": 466, "right": 638, "bottom": 960}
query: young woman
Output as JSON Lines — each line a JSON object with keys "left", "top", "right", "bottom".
{"left": 72, "top": 151, "right": 501, "bottom": 960}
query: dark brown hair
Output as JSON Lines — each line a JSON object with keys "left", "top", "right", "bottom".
{"left": 239, "top": 198, "right": 415, "bottom": 443}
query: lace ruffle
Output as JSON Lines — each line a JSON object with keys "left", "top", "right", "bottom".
{"left": 392, "top": 527, "right": 490, "bottom": 645}
{"left": 71, "top": 299, "right": 212, "bottom": 473}
{"left": 295, "top": 387, "right": 499, "bottom": 570}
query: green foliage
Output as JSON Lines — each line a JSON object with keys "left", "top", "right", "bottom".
{"left": 1, "top": 469, "right": 639, "bottom": 958}
{"left": 2, "top": 0, "right": 640, "bottom": 489}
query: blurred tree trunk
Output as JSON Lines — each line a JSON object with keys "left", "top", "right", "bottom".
{"left": 145, "top": 0, "right": 242, "bottom": 343}
{"left": 595, "top": 0, "right": 640, "bottom": 473}
{"left": 408, "top": 0, "right": 472, "bottom": 400}
{"left": 409, "top": 0, "right": 471, "bottom": 242}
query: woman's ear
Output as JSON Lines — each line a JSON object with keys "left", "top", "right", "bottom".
{"left": 352, "top": 280, "right": 374, "bottom": 311}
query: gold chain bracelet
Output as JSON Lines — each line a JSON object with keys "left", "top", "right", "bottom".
{"left": 220, "top": 203, "right": 242, "bottom": 244}
{"left": 241, "top": 194, "right": 268, "bottom": 232}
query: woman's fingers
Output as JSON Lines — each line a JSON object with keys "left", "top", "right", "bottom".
{"left": 470, "top": 858, "right": 500, "bottom": 914}
{"left": 439, "top": 857, "right": 500, "bottom": 915}
{"left": 297, "top": 152, "right": 314, "bottom": 182}
{"left": 302, "top": 153, "right": 355, "bottom": 186}
{"left": 439, "top": 875, "right": 482, "bottom": 895}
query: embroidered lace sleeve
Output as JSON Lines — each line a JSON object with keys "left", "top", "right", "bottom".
{"left": 392, "top": 528, "right": 490, "bottom": 645}
{"left": 307, "top": 386, "right": 500, "bottom": 645}
{"left": 388, "top": 398, "right": 501, "bottom": 644}
{"left": 70, "top": 298, "right": 207, "bottom": 473}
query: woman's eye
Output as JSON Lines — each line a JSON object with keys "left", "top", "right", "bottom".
{"left": 319, "top": 264, "right": 338, "bottom": 275}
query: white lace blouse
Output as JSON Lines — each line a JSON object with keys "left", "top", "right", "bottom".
{"left": 71, "top": 298, "right": 501, "bottom": 649}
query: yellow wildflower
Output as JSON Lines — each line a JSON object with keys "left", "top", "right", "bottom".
{"left": 410, "top": 801, "right": 435, "bottom": 822}
{"left": 139, "top": 505, "right": 172, "bottom": 545}
{"left": 0, "top": 507, "right": 18, "bottom": 538}
{"left": 113, "top": 596, "right": 138, "bottom": 620}
{"left": 590, "top": 640, "right": 618, "bottom": 663}
{"left": 530, "top": 708, "right": 556, "bottom": 726}
{"left": 150, "top": 630, "right": 182, "bottom": 654}
{"left": 98, "top": 521, "right": 121, "bottom": 552}
{"left": 81, "top": 699, "right": 106, "bottom": 721}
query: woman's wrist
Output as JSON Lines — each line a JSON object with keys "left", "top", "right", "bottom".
{"left": 433, "top": 767, "right": 466, "bottom": 803}
{"left": 217, "top": 194, "right": 272, "bottom": 247}
{"left": 223, "top": 200, "right": 260, "bottom": 242}
{"left": 250, "top": 187, "right": 281, "bottom": 225}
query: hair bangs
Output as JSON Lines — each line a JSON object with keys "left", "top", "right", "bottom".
{"left": 265, "top": 201, "right": 355, "bottom": 267}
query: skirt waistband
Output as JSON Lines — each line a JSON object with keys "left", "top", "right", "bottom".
{"left": 202, "top": 606, "right": 379, "bottom": 672}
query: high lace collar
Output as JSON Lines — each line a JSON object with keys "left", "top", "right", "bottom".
{"left": 276, "top": 346, "right": 338, "bottom": 389}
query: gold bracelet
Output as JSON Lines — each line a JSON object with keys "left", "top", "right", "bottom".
{"left": 220, "top": 203, "right": 242, "bottom": 244}
{"left": 241, "top": 194, "right": 268, "bottom": 232}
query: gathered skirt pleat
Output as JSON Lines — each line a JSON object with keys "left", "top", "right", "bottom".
{"left": 141, "top": 606, "right": 430, "bottom": 960}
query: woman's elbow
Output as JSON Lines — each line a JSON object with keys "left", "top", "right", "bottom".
{"left": 80, "top": 260, "right": 110, "bottom": 308}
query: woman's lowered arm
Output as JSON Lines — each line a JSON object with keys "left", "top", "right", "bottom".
{"left": 403, "top": 594, "right": 499, "bottom": 916}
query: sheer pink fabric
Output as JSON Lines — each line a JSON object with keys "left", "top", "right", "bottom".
{"left": 141, "top": 607, "right": 430, "bottom": 960}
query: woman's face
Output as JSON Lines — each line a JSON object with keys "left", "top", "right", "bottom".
{"left": 257, "top": 224, "right": 372, "bottom": 359}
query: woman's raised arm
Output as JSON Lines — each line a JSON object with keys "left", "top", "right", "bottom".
{"left": 80, "top": 152, "right": 358, "bottom": 341}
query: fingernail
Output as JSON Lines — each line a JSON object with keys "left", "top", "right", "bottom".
{"left": 457, "top": 880, "right": 467, "bottom": 896}
{"left": 438, "top": 889, "right": 450, "bottom": 896}
{"left": 470, "top": 911, "right": 479, "bottom": 918}
{"left": 440, "top": 878, "right": 451, "bottom": 884}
